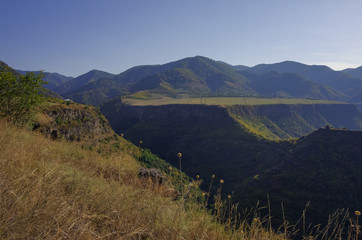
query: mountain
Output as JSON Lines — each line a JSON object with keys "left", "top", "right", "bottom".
{"left": 62, "top": 78, "right": 123, "bottom": 106}
{"left": 241, "top": 71, "right": 345, "bottom": 100}
{"left": 126, "top": 56, "right": 255, "bottom": 97}
{"left": 53, "top": 57, "right": 361, "bottom": 106}
{"left": 0, "top": 60, "right": 21, "bottom": 76}
{"left": 1, "top": 61, "right": 72, "bottom": 90}
{"left": 54, "top": 69, "right": 115, "bottom": 95}
{"left": 54, "top": 56, "right": 256, "bottom": 105}
{"left": 1, "top": 60, "right": 63, "bottom": 100}
{"left": 349, "top": 93, "right": 362, "bottom": 103}
{"left": 217, "top": 61, "right": 249, "bottom": 71}
{"left": 9, "top": 57, "right": 361, "bottom": 106}
{"left": 233, "top": 65, "right": 249, "bottom": 71}
{"left": 113, "top": 64, "right": 172, "bottom": 86}
{"left": 246, "top": 61, "right": 362, "bottom": 98}
{"left": 16, "top": 70, "right": 73, "bottom": 90}
{"left": 343, "top": 66, "right": 362, "bottom": 78}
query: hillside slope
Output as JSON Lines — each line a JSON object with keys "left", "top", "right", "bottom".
{"left": 228, "top": 103, "right": 362, "bottom": 138}
{"left": 1, "top": 101, "right": 285, "bottom": 239}
{"left": 54, "top": 70, "right": 115, "bottom": 95}
{"left": 53, "top": 56, "right": 257, "bottom": 105}
{"left": 241, "top": 71, "right": 345, "bottom": 101}
{"left": 16, "top": 70, "right": 73, "bottom": 90}
{"left": 235, "top": 128, "right": 362, "bottom": 226}
{"left": 245, "top": 61, "right": 362, "bottom": 99}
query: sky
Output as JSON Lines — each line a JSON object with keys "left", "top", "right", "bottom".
{"left": 1, "top": 0, "right": 362, "bottom": 77}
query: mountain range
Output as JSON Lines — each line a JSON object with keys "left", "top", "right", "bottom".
{"left": 3, "top": 57, "right": 362, "bottom": 106}
{"left": 2, "top": 58, "right": 362, "bottom": 234}
{"left": 16, "top": 69, "right": 73, "bottom": 90}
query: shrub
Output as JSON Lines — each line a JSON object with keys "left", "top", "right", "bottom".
{"left": 0, "top": 69, "right": 46, "bottom": 125}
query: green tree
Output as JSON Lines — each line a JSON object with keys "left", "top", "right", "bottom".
{"left": 0, "top": 68, "right": 46, "bottom": 124}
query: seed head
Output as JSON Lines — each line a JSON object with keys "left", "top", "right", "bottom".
{"left": 355, "top": 210, "right": 361, "bottom": 216}
{"left": 202, "top": 192, "right": 206, "bottom": 197}
{"left": 228, "top": 195, "right": 231, "bottom": 199}
{"left": 196, "top": 175, "right": 200, "bottom": 179}
{"left": 121, "top": 133, "right": 124, "bottom": 137}
{"left": 139, "top": 140, "right": 142, "bottom": 144}
{"left": 212, "top": 174, "right": 215, "bottom": 179}
{"left": 169, "top": 167, "right": 172, "bottom": 171}
{"left": 178, "top": 152, "right": 182, "bottom": 158}
{"left": 220, "top": 179, "right": 224, "bottom": 184}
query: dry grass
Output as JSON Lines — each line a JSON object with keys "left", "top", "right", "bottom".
{"left": 0, "top": 120, "right": 287, "bottom": 239}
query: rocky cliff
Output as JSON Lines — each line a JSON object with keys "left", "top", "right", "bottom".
{"left": 34, "top": 101, "right": 113, "bottom": 141}
{"left": 227, "top": 103, "right": 362, "bottom": 138}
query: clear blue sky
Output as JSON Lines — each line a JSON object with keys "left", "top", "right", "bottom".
{"left": 1, "top": 0, "right": 362, "bottom": 77}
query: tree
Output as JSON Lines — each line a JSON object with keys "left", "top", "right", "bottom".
{"left": 0, "top": 68, "right": 46, "bottom": 124}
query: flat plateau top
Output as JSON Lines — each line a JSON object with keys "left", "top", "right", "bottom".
{"left": 123, "top": 97, "right": 344, "bottom": 106}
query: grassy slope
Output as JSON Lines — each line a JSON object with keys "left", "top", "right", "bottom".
{"left": 0, "top": 119, "right": 287, "bottom": 240}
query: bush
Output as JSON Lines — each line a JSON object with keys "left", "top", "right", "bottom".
{"left": 0, "top": 69, "right": 46, "bottom": 125}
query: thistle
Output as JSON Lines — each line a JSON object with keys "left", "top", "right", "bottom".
{"left": 356, "top": 210, "right": 361, "bottom": 240}
{"left": 178, "top": 152, "right": 183, "bottom": 198}
{"left": 204, "top": 174, "right": 215, "bottom": 208}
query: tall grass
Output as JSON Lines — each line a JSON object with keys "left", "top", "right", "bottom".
{"left": 3, "top": 119, "right": 357, "bottom": 239}
{"left": 0, "top": 121, "right": 286, "bottom": 239}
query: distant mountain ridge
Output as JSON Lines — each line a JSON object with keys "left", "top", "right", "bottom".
{"left": 343, "top": 66, "right": 362, "bottom": 79}
{"left": 16, "top": 70, "right": 73, "bottom": 90}
{"left": 241, "top": 60, "right": 362, "bottom": 101}
{"left": 126, "top": 56, "right": 255, "bottom": 97}
{"left": 240, "top": 71, "right": 345, "bottom": 100}
{"left": 5, "top": 57, "right": 362, "bottom": 105}
{"left": 54, "top": 69, "right": 115, "bottom": 95}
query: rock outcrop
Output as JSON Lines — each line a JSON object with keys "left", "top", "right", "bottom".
{"left": 138, "top": 167, "right": 167, "bottom": 185}
{"left": 34, "top": 101, "right": 113, "bottom": 141}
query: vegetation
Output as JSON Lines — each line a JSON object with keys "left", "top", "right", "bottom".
{"left": 34, "top": 56, "right": 361, "bottom": 106}
{"left": 17, "top": 69, "right": 73, "bottom": 90}
{"left": 0, "top": 119, "right": 292, "bottom": 239}
{"left": 2, "top": 57, "right": 362, "bottom": 239}
{"left": 244, "top": 60, "right": 362, "bottom": 95}
{"left": 122, "top": 96, "right": 344, "bottom": 106}
{"left": 101, "top": 100, "right": 362, "bottom": 234}
{"left": 0, "top": 68, "right": 46, "bottom": 125}
{"left": 244, "top": 71, "right": 345, "bottom": 100}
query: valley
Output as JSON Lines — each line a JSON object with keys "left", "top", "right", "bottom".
{"left": 101, "top": 98, "right": 362, "bottom": 226}
{"left": 2, "top": 56, "right": 362, "bottom": 239}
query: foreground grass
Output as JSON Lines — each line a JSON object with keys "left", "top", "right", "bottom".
{"left": 123, "top": 96, "right": 344, "bottom": 106}
{"left": 0, "top": 121, "right": 286, "bottom": 240}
